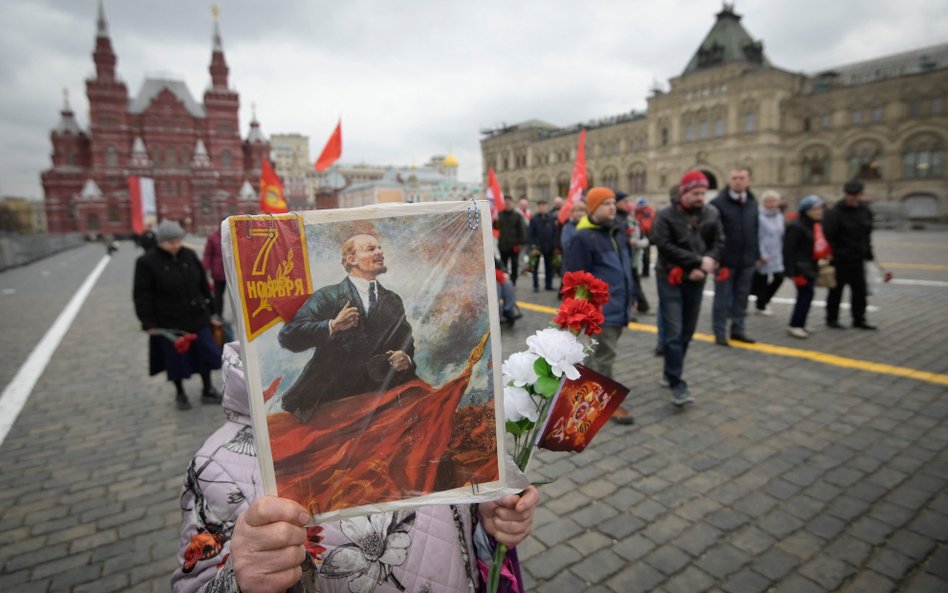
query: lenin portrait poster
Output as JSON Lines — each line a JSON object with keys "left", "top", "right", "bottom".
{"left": 223, "top": 201, "right": 509, "bottom": 522}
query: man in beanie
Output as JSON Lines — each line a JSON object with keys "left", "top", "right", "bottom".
{"left": 652, "top": 171, "right": 724, "bottom": 406}
{"left": 709, "top": 168, "right": 759, "bottom": 346}
{"left": 564, "top": 187, "right": 636, "bottom": 424}
{"left": 528, "top": 199, "right": 557, "bottom": 292}
{"left": 823, "top": 180, "right": 877, "bottom": 329}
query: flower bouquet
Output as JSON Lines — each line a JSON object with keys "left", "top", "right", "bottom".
{"left": 485, "top": 271, "right": 630, "bottom": 593}
{"left": 152, "top": 328, "right": 199, "bottom": 353}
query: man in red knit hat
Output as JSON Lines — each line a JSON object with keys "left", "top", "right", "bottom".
{"left": 651, "top": 171, "right": 724, "bottom": 406}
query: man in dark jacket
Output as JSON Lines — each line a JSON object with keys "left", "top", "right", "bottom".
{"left": 709, "top": 168, "right": 759, "bottom": 345}
{"left": 564, "top": 187, "right": 636, "bottom": 424}
{"left": 278, "top": 233, "right": 416, "bottom": 423}
{"left": 496, "top": 197, "right": 527, "bottom": 285}
{"left": 653, "top": 171, "right": 724, "bottom": 406}
{"left": 528, "top": 199, "right": 557, "bottom": 292}
{"left": 824, "top": 180, "right": 877, "bottom": 329}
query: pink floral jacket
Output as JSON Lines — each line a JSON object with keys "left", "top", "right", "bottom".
{"left": 171, "top": 343, "right": 517, "bottom": 593}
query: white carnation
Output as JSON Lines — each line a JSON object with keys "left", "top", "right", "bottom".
{"left": 504, "top": 385, "right": 539, "bottom": 423}
{"left": 526, "top": 328, "right": 585, "bottom": 380}
{"left": 502, "top": 351, "right": 539, "bottom": 387}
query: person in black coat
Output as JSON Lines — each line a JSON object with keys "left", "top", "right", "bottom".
{"left": 133, "top": 220, "right": 221, "bottom": 410}
{"left": 495, "top": 197, "right": 527, "bottom": 285}
{"left": 528, "top": 199, "right": 557, "bottom": 291}
{"left": 277, "top": 233, "right": 416, "bottom": 423}
{"left": 709, "top": 168, "right": 760, "bottom": 345}
{"left": 783, "top": 196, "right": 826, "bottom": 339}
{"left": 823, "top": 180, "right": 877, "bottom": 329}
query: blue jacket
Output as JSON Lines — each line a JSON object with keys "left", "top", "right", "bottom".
{"left": 710, "top": 187, "right": 760, "bottom": 268}
{"left": 528, "top": 213, "right": 557, "bottom": 253}
{"left": 563, "top": 216, "right": 635, "bottom": 327}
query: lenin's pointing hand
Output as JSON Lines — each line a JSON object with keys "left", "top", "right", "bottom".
{"left": 387, "top": 350, "right": 411, "bottom": 372}
{"left": 330, "top": 300, "right": 360, "bottom": 333}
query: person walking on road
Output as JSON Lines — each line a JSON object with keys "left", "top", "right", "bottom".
{"left": 710, "top": 168, "right": 760, "bottom": 346}
{"left": 824, "top": 180, "right": 877, "bottom": 330}
{"left": 133, "top": 220, "right": 222, "bottom": 410}
{"left": 783, "top": 195, "right": 827, "bottom": 339}
{"left": 563, "top": 187, "right": 636, "bottom": 425}
{"left": 752, "top": 190, "right": 785, "bottom": 316}
{"left": 202, "top": 226, "right": 227, "bottom": 318}
{"left": 653, "top": 171, "right": 724, "bottom": 406}
{"left": 528, "top": 199, "right": 557, "bottom": 292}
{"left": 496, "top": 197, "right": 527, "bottom": 286}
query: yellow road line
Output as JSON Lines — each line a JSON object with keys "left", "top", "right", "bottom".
{"left": 516, "top": 301, "right": 948, "bottom": 386}
{"left": 880, "top": 262, "right": 948, "bottom": 271}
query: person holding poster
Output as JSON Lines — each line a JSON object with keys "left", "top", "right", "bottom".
{"left": 277, "top": 232, "right": 416, "bottom": 423}
{"left": 172, "top": 342, "right": 539, "bottom": 593}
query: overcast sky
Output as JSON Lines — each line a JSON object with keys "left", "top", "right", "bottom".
{"left": 1, "top": 0, "right": 946, "bottom": 199}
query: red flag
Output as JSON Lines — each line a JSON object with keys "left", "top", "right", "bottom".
{"left": 315, "top": 119, "right": 342, "bottom": 172}
{"left": 558, "top": 129, "right": 587, "bottom": 225}
{"left": 259, "top": 158, "right": 288, "bottom": 213}
{"left": 486, "top": 167, "right": 504, "bottom": 215}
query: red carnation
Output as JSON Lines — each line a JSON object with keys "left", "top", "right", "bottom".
{"left": 715, "top": 267, "right": 730, "bottom": 282}
{"left": 668, "top": 266, "right": 683, "bottom": 286}
{"left": 554, "top": 298, "right": 605, "bottom": 336}
{"left": 560, "top": 271, "right": 610, "bottom": 308}
{"left": 305, "top": 525, "right": 327, "bottom": 558}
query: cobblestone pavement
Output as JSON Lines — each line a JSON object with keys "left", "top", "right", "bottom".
{"left": 1, "top": 230, "right": 946, "bottom": 592}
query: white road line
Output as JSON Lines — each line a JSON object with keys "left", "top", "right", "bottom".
{"left": 702, "top": 291, "right": 880, "bottom": 312}
{"left": 0, "top": 255, "right": 110, "bottom": 446}
{"left": 890, "top": 278, "right": 948, "bottom": 288}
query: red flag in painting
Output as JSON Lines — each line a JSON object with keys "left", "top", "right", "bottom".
{"left": 315, "top": 120, "right": 342, "bottom": 172}
{"left": 486, "top": 167, "right": 505, "bottom": 216}
{"left": 259, "top": 158, "right": 288, "bottom": 213}
{"left": 557, "top": 129, "right": 588, "bottom": 225}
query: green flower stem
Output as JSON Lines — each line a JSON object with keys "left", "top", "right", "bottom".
{"left": 487, "top": 543, "right": 508, "bottom": 593}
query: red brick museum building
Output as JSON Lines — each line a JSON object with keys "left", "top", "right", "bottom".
{"left": 42, "top": 4, "right": 270, "bottom": 235}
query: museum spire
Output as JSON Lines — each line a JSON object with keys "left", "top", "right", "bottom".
{"left": 209, "top": 5, "right": 229, "bottom": 89}
{"left": 92, "top": 0, "right": 117, "bottom": 81}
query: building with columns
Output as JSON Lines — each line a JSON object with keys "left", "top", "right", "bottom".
{"left": 41, "top": 3, "right": 271, "bottom": 235}
{"left": 481, "top": 5, "right": 947, "bottom": 219}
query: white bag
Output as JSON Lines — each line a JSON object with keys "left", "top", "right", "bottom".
{"left": 865, "top": 261, "right": 883, "bottom": 296}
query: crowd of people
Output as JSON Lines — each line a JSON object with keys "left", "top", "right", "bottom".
{"left": 493, "top": 170, "right": 879, "bottom": 410}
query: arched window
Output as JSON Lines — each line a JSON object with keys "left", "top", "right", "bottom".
{"left": 800, "top": 145, "right": 831, "bottom": 184}
{"left": 556, "top": 172, "right": 570, "bottom": 198}
{"left": 847, "top": 139, "right": 885, "bottom": 180}
{"left": 601, "top": 166, "right": 619, "bottom": 190}
{"left": 86, "top": 213, "right": 100, "bottom": 230}
{"left": 902, "top": 134, "right": 945, "bottom": 179}
{"left": 108, "top": 205, "right": 120, "bottom": 223}
{"left": 627, "top": 164, "right": 647, "bottom": 193}
{"left": 221, "top": 150, "right": 233, "bottom": 169}
{"left": 515, "top": 179, "right": 527, "bottom": 200}
{"left": 105, "top": 144, "right": 118, "bottom": 167}
{"left": 166, "top": 147, "right": 178, "bottom": 167}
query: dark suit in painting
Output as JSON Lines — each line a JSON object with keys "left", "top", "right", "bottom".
{"left": 278, "top": 277, "right": 416, "bottom": 422}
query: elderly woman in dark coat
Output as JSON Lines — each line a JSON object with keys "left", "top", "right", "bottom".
{"left": 783, "top": 195, "right": 826, "bottom": 339}
{"left": 133, "top": 220, "right": 222, "bottom": 410}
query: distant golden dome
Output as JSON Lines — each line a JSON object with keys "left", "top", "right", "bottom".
{"left": 443, "top": 153, "right": 459, "bottom": 167}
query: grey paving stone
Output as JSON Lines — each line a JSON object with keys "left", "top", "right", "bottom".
{"left": 613, "top": 533, "right": 657, "bottom": 562}
{"left": 824, "top": 534, "right": 874, "bottom": 567}
{"left": 805, "top": 512, "right": 849, "bottom": 540}
{"left": 798, "top": 555, "right": 857, "bottom": 590}
{"left": 526, "top": 543, "right": 582, "bottom": 580}
{"left": 769, "top": 575, "right": 824, "bottom": 593}
{"left": 869, "top": 548, "right": 916, "bottom": 580}
{"left": 673, "top": 522, "right": 724, "bottom": 557}
{"left": 641, "top": 513, "right": 690, "bottom": 545}
{"left": 706, "top": 508, "right": 752, "bottom": 531}
{"left": 662, "top": 566, "right": 716, "bottom": 593}
{"left": 721, "top": 568, "right": 772, "bottom": 593}
{"left": 605, "top": 561, "right": 664, "bottom": 593}
{"left": 838, "top": 570, "right": 896, "bottom": 593}
{"left": 757, "top": 508, "right": 805, "bottom": 539}
{"left": 597, "top": 512, "right": 644, "bottom": 539}
{"left": 695, "top": 543, "right": 750, "bottom": 579}
{"left": 644, "top": 544, "right": 691, "bottom": 576}
{"left": 850, "top": 515, "right": 896, "bottom": 546}
{"left": 728, "top": 525, "right": 776, "bottom": 556}
{"left": 570, "top": 548, "right": 626, "bottom": 584}
{"left": 537, "top": 572, "right": 587, "bottom": 593}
